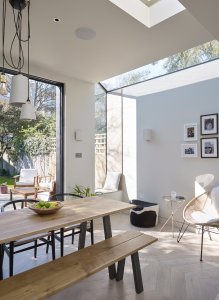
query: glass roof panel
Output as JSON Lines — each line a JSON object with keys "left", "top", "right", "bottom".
{"left": 100, "top": 40, "right": 219, "bottom": 92}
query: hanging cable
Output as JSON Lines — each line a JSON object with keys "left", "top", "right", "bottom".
{"left": 27, "top": 0, "right": 30, "bottom": 100}
{"left": 2, "top": 0, "right": 29, "bottom": 72}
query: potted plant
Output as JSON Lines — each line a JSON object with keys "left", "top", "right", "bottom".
{"left": 0, "top": 182, "right": 8, "bottom": 194}
{"left": 73, "top": 185, "right": 96, "bottom": 197}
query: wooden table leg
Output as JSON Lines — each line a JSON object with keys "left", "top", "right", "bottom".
{"left": 25, "top": 195, "right": 27, "bottom": 207}
{"left": 103, "top": 215, "right": 116, "bottom": 279}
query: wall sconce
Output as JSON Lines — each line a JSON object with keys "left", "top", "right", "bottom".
{"left": 75, "top": 130, "right": 82, "bottom": 141}
{"left": 143, "top": 129, "right": 152, "bottom": 141}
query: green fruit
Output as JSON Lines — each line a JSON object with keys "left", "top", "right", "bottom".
{"left": 39, "top": 201, "right": 45, "bottom": 207}
{"left": 45, "top": 202, "right": 51, "bottom": 208}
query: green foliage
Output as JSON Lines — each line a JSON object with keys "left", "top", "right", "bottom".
{"left": 0, "top": 176, "right": 14, "bottom": 187}
{"left": 0, "top": 102, "right": 56, "bottom": 166}
{"left": 0, "top": 169, "right": 9, "bottom": 176}
{"left": 0, "top": 103, "right": 29, "bottom": 167}
{"left": 19, "top": 114, "right": 56, "bottom": 156}
{"left": 73, "top": 185, "right": 96, "bottom": 197}
{"left": 164, "top": 40, "right": 219, "bottom": 73}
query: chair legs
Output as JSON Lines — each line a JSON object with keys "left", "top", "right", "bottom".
{"left": 34, "top": 240, "right": 37, "bottom": 258}
{"left": 200, "top": 225, "right": 204, "bottom": 262}
{"left": 72, "top": 228, "right": 75, "bottom": 244}
{"left": 177, "top": 220, "right": 190, "bottom": 243}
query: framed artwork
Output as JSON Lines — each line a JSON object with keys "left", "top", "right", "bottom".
{"left": 184, "top": 123, "right": 197, "bottom": 141}
{"left": 181, "top": 144, "right": 198, "bottom": 158}
{"left": 200, "top": 113, "right": 218, "bottom": 135}
{"left": 201, "top": 137, "right": 218, "bottom": 158}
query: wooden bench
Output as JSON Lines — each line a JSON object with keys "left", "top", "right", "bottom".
{"left": 0, "top": 230, "right": 157, "bottom": 300}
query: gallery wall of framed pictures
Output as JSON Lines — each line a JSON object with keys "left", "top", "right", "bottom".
{"left": 200, "top": 113, "right": 218, "bottom": 158}
{"left": 182, "top": 113, "right": 218, "bottom": 158}
{"left": 182, "top": 123, "right": 198, "bottom": 157}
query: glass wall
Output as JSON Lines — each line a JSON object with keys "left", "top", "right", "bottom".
{"left": 95, "top": 84, "right": 107, "bottom": 188}
{"left": 0, "top": 70, "right": 63, "bottom": 192}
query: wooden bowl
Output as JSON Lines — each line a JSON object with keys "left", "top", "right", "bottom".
{"left": 29, "top": 201, "right": 64, "bottom": 215}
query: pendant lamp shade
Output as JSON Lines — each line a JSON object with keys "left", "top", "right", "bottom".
{"left": 20, "top": 100, "right": 36, "bottom": 121}
{"left": 10, "top": 74, "right": 28, "bottom": 106}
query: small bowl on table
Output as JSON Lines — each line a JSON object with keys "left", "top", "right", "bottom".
{"left": 29, "top": 201, "right": 64, "bottom": 215}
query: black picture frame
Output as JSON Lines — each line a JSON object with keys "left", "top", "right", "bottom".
{"left": 201, "top": 137, "right": 218, "bottom": 158}
{"left": 200, "top": 113, "right": 218, "bottom": 135}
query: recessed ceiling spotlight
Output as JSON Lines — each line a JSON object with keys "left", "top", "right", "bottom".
{"left": 53, "top": 18, "right": 61, "bottom": 22}
{"left": 75, "top": 27, "right": 96, "bottom": 40}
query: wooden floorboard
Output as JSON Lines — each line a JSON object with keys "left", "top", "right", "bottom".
{"left": 2, "top": 213, "right": 219, "bottom": 300}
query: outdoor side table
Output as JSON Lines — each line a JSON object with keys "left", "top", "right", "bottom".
{"left": 160, "top": 195, "right": 185, "bottom": 237}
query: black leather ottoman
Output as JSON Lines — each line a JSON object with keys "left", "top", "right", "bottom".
{"left": 129, "top": 200, "right": 159, "bottom": 228}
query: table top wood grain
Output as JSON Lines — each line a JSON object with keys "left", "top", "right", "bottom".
{"left": 0, "top": 197, "right": 134, "bottom": 244}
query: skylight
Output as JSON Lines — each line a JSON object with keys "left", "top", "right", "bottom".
{"left": 108, "top": 0, "right": 185, "bottom": 28}
{"left": 100, "top": 40, "right": 219, "bottom": 92}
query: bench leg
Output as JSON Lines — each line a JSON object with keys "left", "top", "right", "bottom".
{"left": 116, "top": 258, "right": 126, "bottom": 281}
{"left": 103, "top": 215, "right": 116, "bottom": 280}
{"left": 60, "top": 228, "right": 64, "bottom": 257}
{"left": 90, "top": 220, "right": 94, "bottom": 245}
{"left": 78, "top": 222, "right": 87, "bottom": 250}
{"left": 131, "top": 252, "right": 143, "bottom": 294}
{"left": 9, "top": 242, "right": 14, "bottom": 277}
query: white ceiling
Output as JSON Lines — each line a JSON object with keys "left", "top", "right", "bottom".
{"left": 0, "top": 0, "right": 218, "bottom": 83}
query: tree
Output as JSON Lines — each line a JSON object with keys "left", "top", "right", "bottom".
{"left": 30, "top": 80, "right": 56, "bottom": 112}
{"left": 0, "top": 103, "right": 29, "bottom": 170}
{"left": 0, "top": 101, "right": 56, "bottom": 172}
{"left": 95, "top": 92, "right": 107, "bottom": 134}
{"left": 164, "top": 40, "right": 219, "bottom": 72}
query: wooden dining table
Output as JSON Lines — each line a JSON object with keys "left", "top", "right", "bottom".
{"left": 0, "top": 196, "right": 134, "bottom": 280}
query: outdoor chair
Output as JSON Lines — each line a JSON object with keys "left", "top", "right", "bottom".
{"left": 49, "top": 193, "right": 94, "bottom": 256}
{"left": 36, "top": 175, "right": 56, "bottom": 201}
{"left": 181, "top": 187, "right": 219, "bottom": 261}
{"left": 1, "top": 199, "right": 56, "bottom": 276}
{"left": 13, "top": 168, "right": 38, "bottom": 188}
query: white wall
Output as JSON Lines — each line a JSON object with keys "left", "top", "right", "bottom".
{"left": 30, "top": 65, "right": 95, "bottom": 193}
{"left": 137, "top": 77, "right": 219, "bottom": 220}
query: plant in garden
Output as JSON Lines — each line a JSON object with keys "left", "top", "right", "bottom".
{"left": 73, "top": 185, "right": 96, "bottom": 197}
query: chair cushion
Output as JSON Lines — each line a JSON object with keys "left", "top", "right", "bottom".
{"left": 190, "top": 211, "right": 219, "bottom": 224}
{"left": 37, "top": 192, "right": 50, "bottom": 201}
{"left": 103, "top": 172, "right": 121, "bottom": 191}
{"left": 39, "top": 182, "right": 53, "bottom": 189}
{"left": 210, "top": 186, "right": 219, "bottom": 214}
{"left": 20, "top": 169, "right": 37, "bottom": 183}
{"left": 16, "top": 181, "right": 35, "bottom": 186}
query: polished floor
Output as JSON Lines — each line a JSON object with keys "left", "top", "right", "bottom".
{"left": 2, "top": 213, "right": 219, "bottom": 300}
